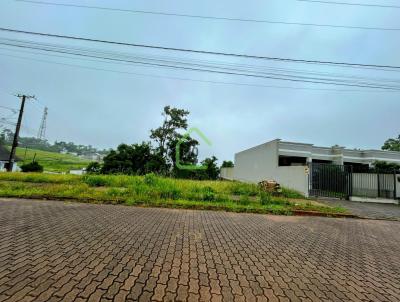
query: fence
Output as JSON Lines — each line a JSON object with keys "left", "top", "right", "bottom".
{"left": 309, "top": 163, "right": 398, "bottom": 201}
{"left": 308, "top": 163, "right": 352, "bottom": 199}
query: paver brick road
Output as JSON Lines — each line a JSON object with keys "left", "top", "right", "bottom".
{"left": 0, "top": 198, "right": 399, "bottom": 302}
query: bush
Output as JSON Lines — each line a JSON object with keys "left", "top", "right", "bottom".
{"left": 83, "top": 175, "right": 107, "bottom": 187}
{"left": 86, "top": 162, "right": 101, "bottom": 174}
{"left": 20, "top": 161, "right": 43, "bottom": 173}
{"left": 202, "top": 186, "right": 215, "bottom": 201}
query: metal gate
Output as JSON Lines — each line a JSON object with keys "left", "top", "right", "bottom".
{"left": 308, "top": 163, "right": 352, "bottom": 199}
{"left": 309, "top": 163, "right": 398, "bottom": 200}
{"left": 352, "top": 170, "right": 397, "bottom": 199}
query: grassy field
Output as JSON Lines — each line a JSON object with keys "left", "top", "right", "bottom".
{"left": 13, "top": 147, "right": 90, "bottom": 172}
{"left": 0, "top": 173, "right": 347, "bottom": 216}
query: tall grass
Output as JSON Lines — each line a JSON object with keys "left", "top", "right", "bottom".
{"left": 13, "top": 147, "right": 90, "bottom": 172}
{"left": 0, "top": 172, "right": 345, "bottom": 215}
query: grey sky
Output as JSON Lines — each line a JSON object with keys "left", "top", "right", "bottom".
{"left": 0, "top": 0, "right": 399, "bottom": 162}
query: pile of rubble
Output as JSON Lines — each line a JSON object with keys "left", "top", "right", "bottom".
{"left": 258, "top": 180, "right": 282, "bottom": 195}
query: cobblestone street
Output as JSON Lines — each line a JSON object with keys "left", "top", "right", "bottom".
{"left": 0, "top": 198, "right": 399, "bottom": 301}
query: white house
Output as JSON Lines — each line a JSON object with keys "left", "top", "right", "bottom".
{"left": 222, "top": 139, "right": 400, "bottom": 198}
{"left": 0, "top": 145, "right": 20, "bottom": 172}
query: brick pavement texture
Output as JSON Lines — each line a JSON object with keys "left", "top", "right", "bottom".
{"left": 0, "top": 198, "right": 399, "bottom": 302}
{"left": 317, "top": 198, "right": 400, "bottom": 221}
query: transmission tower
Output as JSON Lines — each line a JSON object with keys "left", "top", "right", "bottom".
{"left": 37, "top": 107, "right": 48, "bottom": 140}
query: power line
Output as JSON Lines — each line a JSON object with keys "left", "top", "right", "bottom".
{"left": 1, "top": 36, "right": 400, "bottom": 89}
{"left": 0, "top": 105, "right": 18, "bottom": 112}
{"left": 3, "top": 43, "right": 400, "bottom": 88}
{"left": 2, "top": 38, "right": 399, "bottom": 87}
{"left": 2, "top": 51, "right": 392, "bottom": 93}
{"left": 296, "top": 0, "right": 400, "bottom": 9}
{"left": 1, "top": 41, "right": 399, "bottom": 90}
{"left": 14, "top": 0, "right": 400, "bottom": 31}
{"left": 1, "top": 27, "right": 399, "bottom": 70}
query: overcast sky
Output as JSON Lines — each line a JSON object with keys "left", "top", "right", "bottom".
{"left": 0, "top": 0, "right": 399, "bottom": 162}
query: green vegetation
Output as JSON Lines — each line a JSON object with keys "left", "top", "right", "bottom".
{"left": 1, "top": 128, "right": 107, "bottom": 155}
{"left": 97, "top": 106, "right": 221, "bottom": 179}
{"left": 20, "top": 161, "right": 43, "bottom": 173}
{"left": 14, "top": 147, "right": 90, "bottom": 172}
{"left": 0, "top": 173, "right": 347, "bottom": 216}
{"left": 221, "top": 160, "right": 234, "bottom": 168}
{"left": 382, "top": 134, "right": 400, "bottom": 152}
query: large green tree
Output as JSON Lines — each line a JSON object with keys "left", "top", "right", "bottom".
{"left": 150, "top": 106, "right": 191, "bottom": 172}
{"left": 382, "top": 134, "right": 400, "bottom": 152}
{"left": 168, "top": 134, "right": 199, "bottom": 178}
{"left": 101, "top": 142, "right": 166, "bottom": 175}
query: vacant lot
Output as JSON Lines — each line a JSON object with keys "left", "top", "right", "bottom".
{"left": 0, "top": 198, "right": 399, "bottom": 301}
{"left": 0, "top": 173, "right": 346, "bottom": 215}
{"left": 13, "top": 147, "right": 90, "bottom": 172}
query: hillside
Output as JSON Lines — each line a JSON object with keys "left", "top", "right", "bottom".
{"left": 12, "top": 147, "right": 91, "bottom": 173}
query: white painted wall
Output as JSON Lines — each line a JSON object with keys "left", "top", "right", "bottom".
{"left": 234, "top": 140, "right": 278, "bottom": 182}
{"left": 234, "top": 140, "right": 308, "bottom": 196}
{"left": 275, "top": 166, "right": 309, "bottom": 196}
{"left": 220, "top": 167, "right": 234, "bottom": 180}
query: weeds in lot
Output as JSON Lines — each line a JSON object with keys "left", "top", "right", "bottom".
{"left": 0, "top": 173, "right": 347, "bottom": 215}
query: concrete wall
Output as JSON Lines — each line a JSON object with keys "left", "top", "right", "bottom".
{"left": 220, "top": 167, "right": 234, "bottom": 180}
{"left": 275, "top": 166, "right": 309, "bottom": 196}
{"left": 234, "top": 140, "right": 308, "bottom": 196}
{"left": 234, "top": 140, "right": 278, "bottom": 183}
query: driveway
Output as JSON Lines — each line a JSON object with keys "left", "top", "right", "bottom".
{"left": 318, "top": 198, "right": 400, "bottom": 220}
{"left": 0, "top": 198, "right": 399, "bottom": 302}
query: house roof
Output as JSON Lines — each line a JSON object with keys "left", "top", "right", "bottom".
{"left": 0, "top": 145, "right": 20, "bottom": 162}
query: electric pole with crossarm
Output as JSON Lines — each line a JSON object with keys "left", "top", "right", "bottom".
{"left": 6, "top": 94, "right": 35, "bottom": 172}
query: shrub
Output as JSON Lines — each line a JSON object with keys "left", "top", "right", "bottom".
{"left": 20, "top": 161, "right": 43, "bottom": 173}
{"left": 202, "top": 186, "right": 215, "bottom": 201}
{"left": 83, "top": 175, "right": 107, "bottom": 187}
{"left": 86, "top": 162, "right": 101, "bottom": 174}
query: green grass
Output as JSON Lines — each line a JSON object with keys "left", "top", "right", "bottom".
{"left": 12, "top": 147, "right": 90, "bottom": 172}
{"left": 0, "top": 173, "right": 347, "bottom": 216}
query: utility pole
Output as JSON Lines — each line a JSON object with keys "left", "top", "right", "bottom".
{"left": 6, "top": 94, "right": 35, "bottom": 172}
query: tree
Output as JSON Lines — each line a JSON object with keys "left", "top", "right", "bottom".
{"left": 86, "top": 162, "right": 102, "bottom": 174}
{"left": 150, "top": 106, "right": 190, "bottom": 171}
{"left": 221, "top": 160, "right": 234, "bottom": 168}
{"left": 373, "top": 161, "right": 400, "bottom": 172}
{"left": 101, "top": 142, "right": 166, "bottom": 175}
{"left": 201, "top": 156, "right": 220, "bottom": 180}
{"left": 168, "top": 134, "right": 200, "bottom": 178}
{"left": 382, "top": 134, "right": 400, "bottom": 152}
{"left": 1, "top": 128, "right": 13, "bottom": 143}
